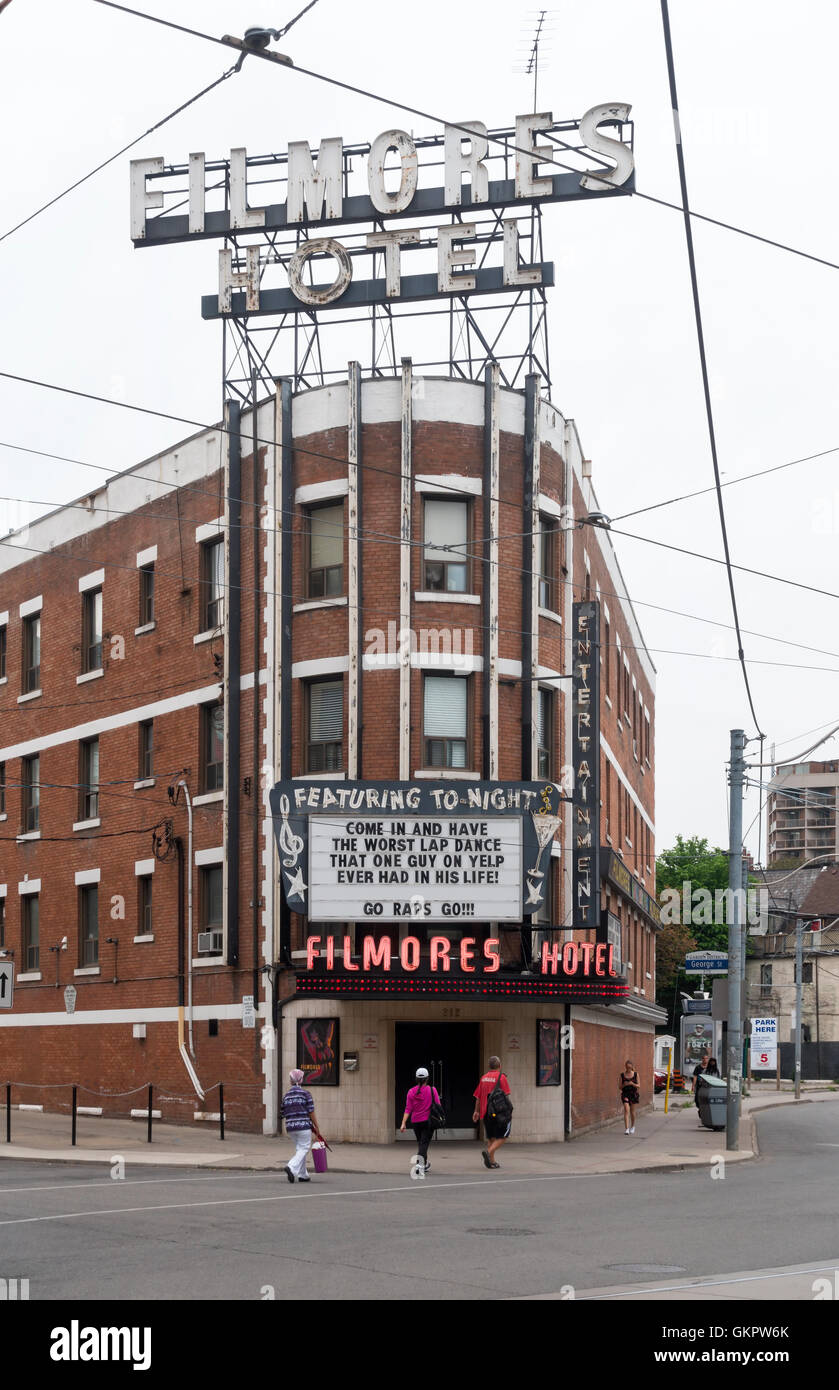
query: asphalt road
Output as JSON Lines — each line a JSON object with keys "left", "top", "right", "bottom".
{"left": 2, "top": 1104, "right": 838, "bottom": 1301}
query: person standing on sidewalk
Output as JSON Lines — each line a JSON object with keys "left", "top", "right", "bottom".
{"left": 281, "top": 1068, "right": 319, "bottom": 1184}
{"left": 399, "top": 1066, "right": 440, "bottom": 1172}
{"left": 473, "top": 1055, "right": 512, "bottom": 1169}
{"left": 620, "top": 1059, "right": 640, "bottom": 1134}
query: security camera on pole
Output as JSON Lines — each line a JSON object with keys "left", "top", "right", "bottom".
{"left": 726, "top": 729, "right": 747, "bottom": 1150}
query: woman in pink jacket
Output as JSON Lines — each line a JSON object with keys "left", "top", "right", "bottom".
{"left": 399, "top": 1067, "right": 441, "bottom": 1173}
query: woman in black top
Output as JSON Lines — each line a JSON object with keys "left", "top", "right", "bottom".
{"left": 620, "top": 1059, "right": 640, "bottom": 1134}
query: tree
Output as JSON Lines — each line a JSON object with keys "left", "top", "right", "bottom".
{"left": 655, "top": 834, "right": 730, "bottom": 1016}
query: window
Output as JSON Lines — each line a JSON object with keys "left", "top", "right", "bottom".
{"left": 22, "top": 894, "right": 39, "bottom": 971}
{"left": 81, "top": 589, "right": 103, "bottom": 673}
{"left": 202, "top": 704, "right": 224, "bottom": 792}
{"left": 138, "top": 876, "right": 153, "bottom": 936}
{"left": 760, "top": 963, "right": 773, "bottom": 999}
{"left": 201, "top": 539, "right": 224, "bottom": 630}
{"left": 536, "top": 688, "right": 553, "bottom": 779}
{"left": 79, "top": 738, "right": 99, "bottom": 820}
{"left": 139, "top": 720, "right": 154, "bottom": 780}
{"left": 139, "top": 564, "right": 155, "bottom": 625}
{"left": 0, "top": 623, "right": 6, "bottom": 678}
{"left": 424, "top": 674, "right": 468, "bottom": 768}
{"left": 306, "top": 679, "right": 343, "bottom": 773}
{"left": 538, "top": 518, "right": 557, "bottom": 611}
{"left": 79, "top": 885, "right": 98, "bottom": 966}
{"left": 0, "top": 761, "right": 5, "bottom": 816}
{"left": 623, "top": 661, "right": 630, "bottom": 722}
{"left": 21, "top": 754, "right": 39, "bottom": 833}
{"left": 644, "top": 710, "right": 651, "bottom": 764}
{"left": 795, "top": 961, "right": 814, "bottom": 985}
{"left": 200, "top": 865, "right": 223, "bottom": 953}
{"left": 307, "top": 503, "right": 344, "bottom": 598}
{"left": 423, "top": 498, "right": 468, "bottom": 592}
{"left": 605, "top": 764, "right": 612, "bottom": 840}
{"left": 604, "top": 615, "right": 611, "bottom": 694}
{"left": 22, "top": 614, "right": 40, "bottom": 692}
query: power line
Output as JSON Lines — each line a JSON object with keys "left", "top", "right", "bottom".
{"left": 609, "top": 444, "right": 839, "bottom": 524}
{"left": 602, "top": 523, "right": 839, "bottom": 604}
{"left": 660, "top": 0, "right": 762, "bottom": 737}
{"left": 90, "top": 1, "right": 839, "bottom": 277}
{"left": 0, "top": 64, "right": 240, "bottom": 245}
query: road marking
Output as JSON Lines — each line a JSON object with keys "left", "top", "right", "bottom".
{"left": 0, "top": 1173, "right": 260, "bottom": 1197}
{"left": 577, "top": 1263, "right": 839, "bottom": 1299}
{"left": 0, "top": 1170, "right": 609, "bottom": 1227}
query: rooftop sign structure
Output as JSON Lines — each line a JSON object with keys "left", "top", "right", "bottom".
{"left": 130, "top": 106, "right": 634, "bottom": 398}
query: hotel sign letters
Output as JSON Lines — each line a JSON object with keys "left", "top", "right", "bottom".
{"left": 572, "top": 601, "right": 600, "bottom": 929}
{"left": 129, "top": 107, "right": 634, "bottom": 316}
{"left": 269, "top": 779, "right": 564, "bottom": 923}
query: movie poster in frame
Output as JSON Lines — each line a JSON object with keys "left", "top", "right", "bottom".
{"left": 297, "top": 1017, "right": 340, "bottom": 1086}
{"left": 537, "top": 1019, "right": 561, "bottom": 1087}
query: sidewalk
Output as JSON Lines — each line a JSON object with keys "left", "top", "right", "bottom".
{"left": 2, "top": 1088, "right": 836, "bottom": 1177}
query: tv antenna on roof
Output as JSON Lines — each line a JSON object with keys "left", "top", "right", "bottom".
{"left": 515, "top": 10, "right": 556, "bottom": 109}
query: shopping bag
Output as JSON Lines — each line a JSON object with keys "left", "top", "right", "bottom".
{"left": 312, "top": 1141, "right": 328, "bottom": 1174}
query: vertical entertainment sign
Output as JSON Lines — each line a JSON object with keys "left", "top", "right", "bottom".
{"left": 572, "top": 601, "right": 600, "bottom": 928}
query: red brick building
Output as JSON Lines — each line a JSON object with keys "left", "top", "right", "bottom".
{"left": 0, "top": 368, "right": 662, "bottom": 1138}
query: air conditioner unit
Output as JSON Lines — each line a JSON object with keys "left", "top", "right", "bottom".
{"left": 197, "top": 931, "right": 223, "bottom": 954}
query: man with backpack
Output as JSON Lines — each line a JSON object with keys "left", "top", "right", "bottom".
{"left": 473, "top": 1055, "right": 513, "bottom": 1169}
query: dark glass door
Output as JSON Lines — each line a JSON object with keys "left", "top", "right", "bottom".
{"left": 395, "top": 1022, "right": 480, "bottom": 1138}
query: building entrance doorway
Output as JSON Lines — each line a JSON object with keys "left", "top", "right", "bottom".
{"left": 394, "top": 1022, "right": 480, "bottom": 1140}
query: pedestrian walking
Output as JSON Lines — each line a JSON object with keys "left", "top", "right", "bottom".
{"left": 691, "top": 1052, "right": 710, "bottom": 1106}
{"left": 620, "top": 1058, "right": 640, "bottom": 1134}
{"left": 473, "top": 1055, "right": 513, "bottom": 1169}
{"left": 706, "top": 1056, "right": 720, "bottom": 1077}
{"left": 281, "top": 1068, "right": 319, "bottom": 1184}
{"left": 399, "top": 1066, "right": 441, "bottom": 1172}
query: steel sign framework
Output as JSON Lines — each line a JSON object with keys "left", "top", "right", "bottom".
{"left": 130, "top": 111, "right": 634, "bottom": 401}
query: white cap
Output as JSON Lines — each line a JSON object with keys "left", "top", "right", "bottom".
{"left": 415, "top": 1067, "right": 429, "bottom": 1079}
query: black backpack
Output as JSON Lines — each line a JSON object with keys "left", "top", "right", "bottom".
{"left": 486, "top": 1075, "right": 513, "bottom": 1123}
{"left": 425, "top": 1085, "right": 447, "bottom": 1130}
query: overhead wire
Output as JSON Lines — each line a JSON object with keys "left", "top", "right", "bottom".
{"left": 89, "top": 0, "right": 839, "bottom": 276}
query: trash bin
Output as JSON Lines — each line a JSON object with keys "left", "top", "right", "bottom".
{"left": 696, "top": 1074, "right": 727, "bottom": 1131}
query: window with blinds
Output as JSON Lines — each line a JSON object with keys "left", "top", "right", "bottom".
{"left": 536, "top": 688, "right": 553, "bottom": 778}
{"left": 538, "top": 518, "right": 556, "bottom": 610}
{"left": 423, "top": 498, "right": 468, "bottom": 592}
{"left": 202, "top": 539, "right": 224, "bottom": 631}
{"left": 423, "top": 674, "right": 468, "bottom": 768}
{"left": 307, "top": 679, "right": 343, "bottom": 772}
{"left": 307, "top": 503, "right": 344, "bottom": 598}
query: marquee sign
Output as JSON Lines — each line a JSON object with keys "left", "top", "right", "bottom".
{"left": 269, "top": 779, "right": 565, "bottom": 922}
{"left": 129, "top": 106, "right": 634, "bottom": 317}
{"left": 572, "top": 601, "right": 600, "bottom": 928}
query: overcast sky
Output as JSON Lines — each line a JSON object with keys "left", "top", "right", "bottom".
{"left": 2, "top": 0, "right": 838, "bottom": 865}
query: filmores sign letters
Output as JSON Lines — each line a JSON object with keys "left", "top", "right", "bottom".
{"left": 270, "top": 779, "right": 564, "bottom": 923}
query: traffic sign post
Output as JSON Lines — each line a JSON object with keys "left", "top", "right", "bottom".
{"left": 0, "top": 961, "right": 14, "bottom": 1010}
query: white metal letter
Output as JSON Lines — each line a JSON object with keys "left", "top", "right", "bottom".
{"left": 130, "top": 157, "right": 163, "bottom": 240}
{"left": 514, "top": 113, "right": 554, "bottom": 198}
{"left": 437, "top": 224, "right": 476, "bottom": 293}
{"left": 287, "top": 138, "right": 344, "bottom": 223}
{"left": 218, "top": 247, "right": 261, "bottom": 313}
{"left": 188, "top": 152, "right": 205, "bottom": 235}
{"left": 367, "top": 130, "right": 418, "bottom": 214}
{"left": 578, "top": 103, "right": 634, "bottom": 190}
{"left": 444, "top": 121, "right": 489, "bottom": 205}
{"left": 230, "top": 147, "right": 266, "bottom": 229}
{"left": 287, "top": 238, "right": 352, "bottom": 305}
{"left": 502, "top": 220, "right": 541, "bottom": 286}
{"left": 366, "top": 229, "right": 420, "bottom": 297}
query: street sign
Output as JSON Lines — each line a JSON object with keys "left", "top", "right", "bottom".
{"left": 0, "top": 961, "right": 14, "bottom": 1009}
{"left": 750, "top": 1017, "right": 777, "bottom": 1070}
{"left": 684, "top": 998, "right": 712, "bottom": 1014}
{"left": 64, "top": 985, "right": 77, "bottom": 1015}
{"left": 685, "top": 950, "right": 728, "bottom": 975}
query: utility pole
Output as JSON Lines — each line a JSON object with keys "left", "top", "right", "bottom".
{"left": 726, "top": 729, "right": 747, "bottom": 1149}
{"left": 794, "top": 917, "right": 803, "bottom": 1100}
